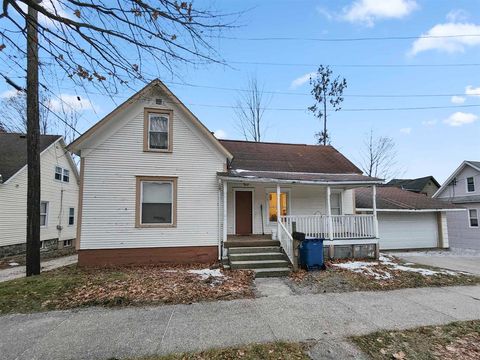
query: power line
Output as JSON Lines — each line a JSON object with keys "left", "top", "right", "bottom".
{"left": 228, "top": 60, "right": 480, "bottom": 68}
{"left": 212, "top": 33, "right": 480, "bottom": 42}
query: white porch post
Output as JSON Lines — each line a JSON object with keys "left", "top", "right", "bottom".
{"left": 326, "top": 186, "right": 333, "bottom": 240}
{"left": 372, "top": 184, "right": 379, "bottom": 238}
{"left": 223, "top": 180, "right": 228, "bottom": 253}
{"left": 276, "top": 183, "right": 281, "bottom": 240}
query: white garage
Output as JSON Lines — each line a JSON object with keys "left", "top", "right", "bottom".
{"left": 355, "top": 186, "right": 462, "bottom": 251}
{"left": 377, "top": 212, "right": 439, "bottom": 250}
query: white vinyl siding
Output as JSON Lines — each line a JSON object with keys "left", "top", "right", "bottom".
{"left": 0, "top": 140, "right": 79, "bottom": 247}
{"left": 79, "top": 93, "right": 226, "bottom": 250}
{"left": 378, "top": 212, "right": 439, "bottom": 250}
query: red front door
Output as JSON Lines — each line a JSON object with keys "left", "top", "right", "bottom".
{"left": 235, "top": 191, "right": 253, "bottom": 235}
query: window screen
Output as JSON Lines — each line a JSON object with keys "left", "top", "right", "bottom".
{"left": 148, "top": 114, "right": 169, "bottom": 150}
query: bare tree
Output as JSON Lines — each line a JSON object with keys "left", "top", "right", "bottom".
{"left": 309, "top": 65, "right": 347, "bottom": 145}
{"left": 0, "top": 1, "right": 235, "bottom": 275}
{"left": 234, "top": 76, "right": 270, "bottom": 142}
{"left": 359, "top": 129, "right": 400, "bottom": 180}
{"left": 0, "top": 91, "right": 50, "bottom": 134}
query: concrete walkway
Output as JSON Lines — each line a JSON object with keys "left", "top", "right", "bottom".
{"left": 1, "top": 285, "right": 479, "bottom": 360}
{"left": 0, "top": 255, "right": 78, "bottom": 283}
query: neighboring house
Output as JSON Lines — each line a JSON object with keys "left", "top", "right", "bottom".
{"left": 387, "top": 176, "right": 440, "bottom": 197}
{"left": 356, "top": 186, "right": 461, "bottom": 250}
{"left": 433, "top": 161, "right": 480, "bottom": 250}
{"left": 0, "top": 133, "right": 79, "bottom": 257}
{"left": 68, "top": 79, "right": 383, "bottom": 274}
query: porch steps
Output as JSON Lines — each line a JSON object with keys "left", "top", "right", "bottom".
{"left": 226, "top": 241, "right": 291, "bottom": 278}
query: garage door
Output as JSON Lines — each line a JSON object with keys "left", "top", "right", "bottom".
{"left": 378, "top": 212, "right": 438, "bottom": 250}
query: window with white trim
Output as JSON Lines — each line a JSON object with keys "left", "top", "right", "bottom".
{"left": 40, "top": 201, "right": 48, "bottom": 227}
{"left": 148, "top": 113, "right": 169, "bottom": 150}
{"left": 54, "top": 166, "right": 70, "bottom": 183}
{"left": 467, "top": 177, "right": 475, "bottom": 193}
{"left": 68, "top": 207, "right": 75, "bottom": 226}
{"left": 139, "top": 179, "right": 175, "bottom": 225}
{"left": 63, "top": 239, "right": 72, "bottom": 247}
{"left": 330, "top": 193, "right": 342, "bottom": 215}
{"left": 267, "top": 192, "right": 288, "bottom": 222}
{"left": 469, "top": 209, "right": 478, "bottom": 227}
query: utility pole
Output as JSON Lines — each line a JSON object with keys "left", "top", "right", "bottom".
{"left": 26, "top": 2, "right": 41, "bottom": 276}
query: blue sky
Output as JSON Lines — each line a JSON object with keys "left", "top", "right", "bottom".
{"left": 1, "top": 0, "right": 480, "bottom": 182}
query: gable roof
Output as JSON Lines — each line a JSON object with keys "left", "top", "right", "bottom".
{"left": 219, "top": 139, "right": 363, "bottom": 174}
{"left": 356, "top": 186, "right": 460, "bottom": 211}
{"left": 433, "top": 160, "right": 480, "bottom": 198}
{"left": 0, "top": 133, "right": 61, "bottom": 183}
{"left": 68, "top": 79, "right": 232, "bottom": 159}
{"left": 387, "top": 176, "right": 440, "bottom": 192}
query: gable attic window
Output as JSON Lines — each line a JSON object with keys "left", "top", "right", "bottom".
{"left": 55, "top": 166, "right": 70, "bottom": 183}
{"left": 467, "top": 177, "right": 475, "bottom": 193}
{"left": 144, "top": 108, "right": 173, "bottom": 152}
{"left": 135, "top": 176, "right": 177, "bottom": 227}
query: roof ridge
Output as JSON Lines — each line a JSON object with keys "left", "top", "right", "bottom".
{"left": 219, "top": 139, "right": 331, "bottom": 147}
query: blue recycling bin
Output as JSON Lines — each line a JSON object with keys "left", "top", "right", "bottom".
{"left": 299, "top": 238, "right": 325, "bottom": 271}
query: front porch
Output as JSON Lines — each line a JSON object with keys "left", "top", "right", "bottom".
{"left": 218, "top": 173, "right": 382, "bottom": 274}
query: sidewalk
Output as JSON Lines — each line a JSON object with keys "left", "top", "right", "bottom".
{"left": 0, "top": 255, "right": 78, "bottom": 283}
{"left": 1, "top": 285, "right": 479, "bottom": 360}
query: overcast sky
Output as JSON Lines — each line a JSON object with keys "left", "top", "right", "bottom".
{"left": 1, "top": 0, "right": 480, "bottom": 183}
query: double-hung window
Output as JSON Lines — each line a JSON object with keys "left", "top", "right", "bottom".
{"left": 145, "top": 109, "right": 173, "bottom": 152}
{"left": 40, "top": 201, "right": 48, "bottom": 227}
{"left": 68, "top": 208, "right": 75, "bottom": 226}
{"left": 469, "top": 209, "right": 478, "bottom": 227}
{"left": 55, "top": 166, "right": 69, "bottom": 183}
{"left": 330, "top": 193, "right": 342, "bottom": 215}
{"left": 467, "top": 177, "right": 475, "bottom": 193}
{"left": 136, "top": 176, "right": 177, "bottom": 227}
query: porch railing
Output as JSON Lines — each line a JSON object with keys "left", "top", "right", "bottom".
{"left": 277, "top": 220, "right": 294, "bottom": 264}
{"left": 280, "top": 214, "right": 376, "bottom": 240}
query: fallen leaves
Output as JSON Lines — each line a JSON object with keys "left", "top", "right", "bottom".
{"left": 47, "top": 263, "right": 255, "bottom": 310}
{"left": 434, "top": 333, "right": 480, "bottom": 360}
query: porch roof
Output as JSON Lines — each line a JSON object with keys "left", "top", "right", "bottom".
{"left": 217, "top": 169, "right": 382, "bottom": 185}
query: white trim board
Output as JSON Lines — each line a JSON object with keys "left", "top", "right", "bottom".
{"left": 356, "top": 208, "right": 466, "bottom": 213}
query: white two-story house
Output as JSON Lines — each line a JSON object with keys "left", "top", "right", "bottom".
{"left": 0, "top": 133, "right": 79, "bottom": 257}
{"left": 434, "top": 161, "right": 480, "bottom": 250}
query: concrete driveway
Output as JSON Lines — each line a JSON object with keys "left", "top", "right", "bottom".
{"left": 393, "top": 249, "right": 480, "bottom": 276}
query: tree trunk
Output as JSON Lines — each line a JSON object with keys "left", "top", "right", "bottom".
{"left": 26, "top": 4, "right": 41, "bottom": 276}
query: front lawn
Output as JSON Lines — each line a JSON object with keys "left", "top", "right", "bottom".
{"left": 0, "top": 264, "right": 254, "bottom": 314}
{"left": 287, "top": 254, "right": 480, "bottom": 294}
{"left": 116, "top": 342, "right": 310, "bottom": 360}
{"left": 352, "top": 320, "right": 480, "bottom": 360}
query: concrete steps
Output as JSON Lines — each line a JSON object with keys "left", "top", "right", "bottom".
{"left": 226, "top": 240, "right": 291, "bottom": 278}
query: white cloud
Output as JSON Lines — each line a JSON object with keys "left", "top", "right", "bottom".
{"left": 214, "top": 129, "right": 227, "bottom": 139}
{"left": 443, "top": 112, "right": 478, "bottom": 127}
{"left": 0, "top": 89, "right": 21, "bottom": 99}
{"left": 446, "top": 9, "right": 469, "bottom": 23}
{"left": 341, "top": 0, "right": 418, "bottom": 27}
{"left": 465, "top": 85, "right": 480, "bottom": 96}
{"left": 49, "top": 94, "right": 95, "bottom": 112}
{"left": 400, "top": 127, "right": 412, "bottom": 134}
{"left": 409, "top": 22, "right": 480, "bottom": 56}
{"left": 17, "top": 0, "right": 71, "bottom": 27}
{"left": 422, "top": 119, "right": 437, "bottom": 126}
{"left": 451, "top": 96, "right": 466, "bottom": 104}
{"left": 290, "top": 72, "right": 315, "bottom": 89}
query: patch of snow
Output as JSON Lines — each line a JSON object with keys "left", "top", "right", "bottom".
{"left": 188, "top": 269, "right": 224, "bottom": 280}
{"left": 332, "top": 253, "right": 463, "bottom": 280}
{"left": 8, "top": 262, "right": 20, "bottom": 267}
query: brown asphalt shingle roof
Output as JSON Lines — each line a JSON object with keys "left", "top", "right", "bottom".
{"left": 219, "top": 140, "right": 363, "bottom": 174}
{"left": 356, "top": 186, "right": 460, "bottom": 210}
{"left": 0, "top": 133, "right": 61, "bottom": 182}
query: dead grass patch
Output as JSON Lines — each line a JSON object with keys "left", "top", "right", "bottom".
{"left": 352, "top": 320, "right": 480, "bottom": 360}
{"left": 0, "top": 264, "right": 254, "bottom": 314}
{"left": 115, "top": 341, "right": 310, "bottom": 360}
{"left": 288, "top": 257, "right": 480, "bottom": 294}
